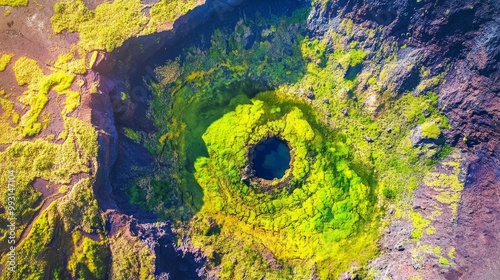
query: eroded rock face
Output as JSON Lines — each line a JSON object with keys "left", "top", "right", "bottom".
{"left": 454, "top": 152, "right": 500, "bottom": 278}
{"left": 351, "top": 0, "right": 500, "bottom": 277}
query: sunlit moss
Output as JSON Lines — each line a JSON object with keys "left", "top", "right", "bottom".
{"left": 0, "top": 54, "right": 14, "bottom": 71}
{"left": 54, "top": 45, "right": 87, "bottom": 74}
{"left": 423, "top": 152, "right": 464, "bottom": 217}
{"left": 67, "top": 231, "right": 109, "bottom": 279}
{"left": 0, "top": 117, "right": 97, "bottom": 223}
{"left": 148, "top": 0, "right": 198, "bottom": 33}
{"left": 13, "top": 57, "right": 44, "bottom": 86}
{"left": 0, "top": 0, "right": 28, "bottom": 7}
{"left": 123, "top": 127, "right": 141, "bottom": 143}
{"left": 411, "top": 211, "right": 431, "bottom": 240}
{"left": 109, "top": 230, "right": 155, "bottom": 280}
{"left": 13, "top": 56, "right": 79, "bottom": 136}
{"left": 0, "top": 90, "right": 21, "bottom": 143}
{"left": 51, "top": 0, "right": 201, "bottom": 51}
{"left": 439, "top": 256, "right": 450, "bottom": 265}
{"left": 51, "top": 0, "right": 148, "bottom": 52}
{"left": 421, "top": 122, "right": 441, "bottom": 139}
{"left": 448, "top": 247, "right": 456, "bottom": 259}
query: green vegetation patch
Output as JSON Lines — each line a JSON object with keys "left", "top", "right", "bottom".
{"left": 0, "top": 116, "right": 102, "bottom": 279}
{"left": 109, "top": 230, "right": 155, "bottom": 280}
{"left": 13, "top": 56, "right": 78, "bottom": 136}
{"left": 54, "top": 46, "right": 88, "bottom": 74}
{"left": 13, "top": 57, "right": 44, "bottom": 86}
{"left": 51, "top": 0, "right": 200, "bottom": 51}
{"left": 3, "top": 179, "right": 109, "bottom": 280}
{"left": 0, "top": 0, "right": 28, "bottom": 7}
{"left": 0, "top": 54, "right": 14, "bottom": 71}
{"left": 0, "top": 90, "right": 21, "bottom": 144}
{"left": 147, "top": 0, "right": 198, "bottom": 32}
{"left": 51, "top": 0, "right": 148, "bottom": 51}
{"left": 123, "top": 127, "right": 141, "bottom": 143}
{"left": 421, "top": 121, "right": 442, "bottom": 139}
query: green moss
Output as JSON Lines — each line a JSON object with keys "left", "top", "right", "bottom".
{"left": 439, "top": 256, "right": 450, "bottom": 265}
{"left": 421, "top": 122, "right": 441, "bottom": 139}
{"left": 67, "top": 231, "right": 110, "bottom": 279}
{"left": 425, "top": 225, "right": 436, "bottom": 235}
{"left": 12, "top": 56, "right": 80, "bottom": 136}
{"left": 6, "top": 204, "right": 57, "bottom": 279}
{"left": 0, "top": 53, "right": 13, "bottom": 71}
{"left": 59, "top": 90, "right": 81, "bottom": 115}
{"left": 109, "top": 230, "right": 155, "bottom": 280}
{"left": 13, "top": 57, "right": 44, "bottom": 86}
{"left": 0, "top": 0, "right": 28, "bottom": 7}
{"left": 411, "top": 211, "right": 431, "bottom": 240}
{"left": 0, "top": 117, "right": 97, "bottom": 223}
{"left": 423, "top": 152, "right": 464, "bottom": 217}
{"left": 123, "top": 127, "right": 141, "bottom": 143}
{"left": 88, "top": 51, "right": 99, "bottom": 69}
{"left": 0, "top": 112, "right": 102, "bottom": 278}
{"left": 148, "top": 0, "right": 198, "bottom": 33}
{"left": 0, "top": 90, "right": 21, "bottom": 143}
{"left": 51, "top": 0, "right": 148, "bottom": 51}
{"left": 368, "top": 77, "right": 377, "bottom": 85}
{"left": 138, "top": 7, "right": 451, "bottom": 278}
{"left": 57, "top": 178, "right": 101, "bottom": 233}
{"left": 18, "top": 71, "right": 75, "bottom": 136}
{"left": 54, "top": 46, "right": 87, "bottom": 74}
{"left": 448, "top": 247, "right": 456, "bottom": 259}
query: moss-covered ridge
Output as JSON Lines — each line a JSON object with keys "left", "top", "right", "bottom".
{"left": 189, "top": 91, "right": 380, "bottom": 278}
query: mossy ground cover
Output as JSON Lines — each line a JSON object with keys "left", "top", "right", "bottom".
{"left": 0, "top": 0, "right": 28, "bottom": 7}
{"left": 0, "top": 118, "right": 106, "bottom": 279}
{"left": 1, "top": 48, "right": 103, "bottom": 280}
{"left": 123, "top": 4, "right": 454, "bottom": 278}
{"left": 0, "top": 54, "right": 13, "bottom": 71}
{"left": 11, "top": 56, "right": 82, "bottom": 137}
{"left": 1, "top": 179, "right": 110, "bottom": 280}
{"left": 51, "top": 0, "right": 200, "bottom": 51}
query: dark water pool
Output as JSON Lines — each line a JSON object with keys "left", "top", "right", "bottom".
{"left": 252, "top": 138, "right": 291, "bottom": 180}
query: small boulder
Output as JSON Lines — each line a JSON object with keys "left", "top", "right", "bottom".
{"left": 364, "top": 135, "right": 374, "bottom": 143}
{"left": 410, "top": 122, "right": 444, "bottom": 147}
